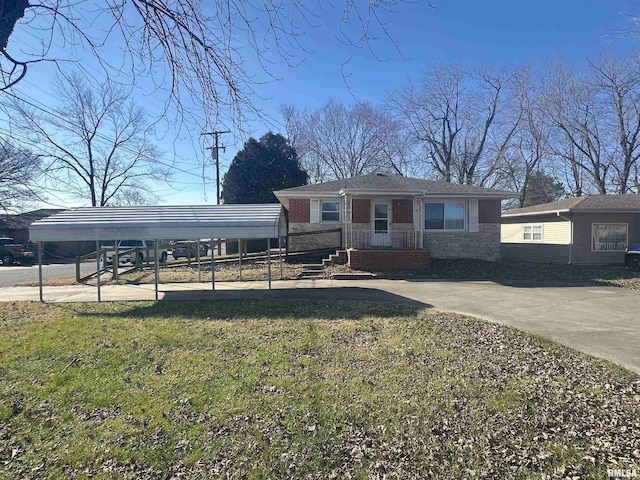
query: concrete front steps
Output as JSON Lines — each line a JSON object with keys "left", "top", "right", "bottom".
{"left": 297, "top": 264, "right": 325, "bottom": 279}
{"left": 322, "top": 250, "right": 348, "bottom": 267}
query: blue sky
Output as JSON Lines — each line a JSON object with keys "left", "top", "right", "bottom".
{"left": 4, "top": 0, "right": 640, "bottom": 209}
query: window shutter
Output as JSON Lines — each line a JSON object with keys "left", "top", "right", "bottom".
{"left": 310, "top": 199, "right": 320, "bottom": 223}
{"left": 468, "top": 199, "right": 479, "bottom": 233}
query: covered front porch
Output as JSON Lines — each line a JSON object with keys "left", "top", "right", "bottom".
{"left": 343, "top": 195, "right": 421, "bottom": 250}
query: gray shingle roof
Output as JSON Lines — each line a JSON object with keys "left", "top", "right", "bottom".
{"left": 275, "top": 173, "right": 517, "bottom": 197}
{"left": 503, "top": 195, "right": 640, "bottom": 217}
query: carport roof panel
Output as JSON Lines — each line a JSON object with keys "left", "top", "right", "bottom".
{"left": 29, "top": 204, "right": 287, "bottom": 241}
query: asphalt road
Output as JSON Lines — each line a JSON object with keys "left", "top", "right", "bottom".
{"left": 0, "top": 262, "right": 98, "bottom": 288}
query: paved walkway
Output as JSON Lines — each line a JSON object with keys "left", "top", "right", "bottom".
{"left": 1, "top": 279, "right": 638, "bottom": 374}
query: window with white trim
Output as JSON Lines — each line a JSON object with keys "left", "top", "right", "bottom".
{"left": 592, "top": 223, "right": 627, "bottom": 252}
{"left": 523, "top": 225, "right": 543, "bottom": 241}
{"left": 424, "top": 202, "right": 465, "bottom": 230}
{"left": 321, "top": 201, "right": 340, "bottom": 222}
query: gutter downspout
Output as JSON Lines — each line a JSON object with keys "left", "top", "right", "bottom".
{"left": 558, "top": 212, "right": 573, "bottom": 265}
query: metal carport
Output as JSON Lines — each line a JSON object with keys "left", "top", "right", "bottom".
{"left": 29, "top": 204, "right": 287, "bottom": 302}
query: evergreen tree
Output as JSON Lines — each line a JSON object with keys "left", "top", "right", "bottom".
{"left": 221, "top": 133, "right": 308, "bottom": 204}
{"left": 523, "top": 170, "right": 566, "bottom": 207}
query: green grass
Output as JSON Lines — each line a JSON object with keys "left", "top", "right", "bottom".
{"left": 1, "top": 300, "right": 639, "bottom": 479}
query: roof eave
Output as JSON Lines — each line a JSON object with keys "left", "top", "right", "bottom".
{"left": 502, "top": 208, "right": 571, "bottom": 218}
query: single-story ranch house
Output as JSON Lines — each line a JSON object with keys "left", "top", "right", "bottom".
{"left": 501, "top": 195, "right": 640, "bottom": 265}
{"left": 275, "top": 173, "right": 518, "bottom": 269}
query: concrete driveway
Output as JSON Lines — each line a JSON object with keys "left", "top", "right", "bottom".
{"left": 0, "top": 278, "right": 638, "bottom": 374}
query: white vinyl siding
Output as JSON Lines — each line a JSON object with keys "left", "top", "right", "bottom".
{"left": 501, "top": 221, "right": 571, "bottom": 244}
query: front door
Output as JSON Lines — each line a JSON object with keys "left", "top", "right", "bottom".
{"left": 371, "top": 202, "right": 392, "bottom": 247}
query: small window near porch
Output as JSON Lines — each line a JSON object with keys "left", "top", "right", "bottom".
{"left": 321, "top": 201, "right": 340, "bottom": 222}
{"left": 592, "top": 223, "right": 627, "bottom": 252}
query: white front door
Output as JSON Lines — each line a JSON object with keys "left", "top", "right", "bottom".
{"left": 371, "top": 202, "right": 392, "bottom": 247}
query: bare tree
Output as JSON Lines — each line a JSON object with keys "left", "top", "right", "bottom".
{"left": 389, "top": 61, "right": 519, "bottom": 186}
{"left": 282, "top": 100, "right": 402, "bottom": 182}
{"left": 1, "top": 1, "right": 432, "bottom": 131}
{"left": 8, "top": 72, "right": 167, "bottom": 206}
{"left": 0, "top": 139, "right": 41, "bottom": 212}
{"left": 590, "top": 54, "right": 640, "bottom": 194}
{"left": 544, "top": 62, "right": 611, "bottom": 194}
{"left": 497, "top": 66, "right": 550, "bottom": 206}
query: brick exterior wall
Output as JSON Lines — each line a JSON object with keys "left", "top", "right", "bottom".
{"left": 352, "top": 199, "right": 370, "bottom": 223}
{"left": 479, "top": 199, "right": 501, "bottom": 224}
{"left": 392, "top": 199, "right": 413, "bottom": 224}
{"left": 289, "top": 198, "right": 310, "bottom": 223}
{"left": 424, "top": 223, "right": 501, "bottom": 261}
{"left": 348, "top": 249, "right": 430, "bottom": 271}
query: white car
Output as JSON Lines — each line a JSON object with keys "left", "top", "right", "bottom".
{"left": 105, "top": 240, "right": 168, "bottom": 265}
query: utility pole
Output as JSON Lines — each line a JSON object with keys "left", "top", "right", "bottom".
{"left": 202, "top": 130, "right": 230, "bottom": 256}
{"left": 201, "top": 130, "right": 230, "bottom": 204}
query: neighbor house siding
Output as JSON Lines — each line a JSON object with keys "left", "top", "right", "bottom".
{"left": 501, "top": 218, "right": 571, "bottom": 245}
{"left": 500, "top": 244, "right": 571, "bottom": 264}
{"left": 573, "top": 212, "right": 640, "bottom": 265}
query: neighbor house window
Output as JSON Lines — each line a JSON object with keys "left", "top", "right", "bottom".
{"left": 523, "top": 225, "right": 543, "bottom": 241}
{"left": 321, "top": 201, "right": 340, "bottom": 222}
{"left": 424, "top": 202, "right": 465, "bottom": 230}
{"left": 592, "top": 223, "right": 627, "bottom": 252}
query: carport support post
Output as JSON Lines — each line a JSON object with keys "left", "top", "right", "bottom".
{"left": 267, "top": 238, "right": 272, "bottom": 293}
{"left": 154, "top": 241, "right": 159, "bottom": 301}
{"left": 38, "top": 242, "right": 43, "bottom": 303}
{"left": 211, "top": 238, "right": 215, "bottom": 292}
{"left": 238, "top": 238, "right": 242, "bottom": 281}
{"left": 96, "top": 241, "right": 101, "bottom": 302}
{"left": 197, "top": 239, "right": 202, "bottom": 283}
{"left": 278, "top": 237, "right": 283, "bottom": 280}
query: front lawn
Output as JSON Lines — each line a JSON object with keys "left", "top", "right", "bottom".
{"left": 1, "top": 300, "right": 638, "bottom": 478}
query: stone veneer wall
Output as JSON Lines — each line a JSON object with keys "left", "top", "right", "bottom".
{"left": 288, "top": 223, "right": 344, "bottom": 252}
{"left": 348, "top": 249, "right": 431, "bottom": 271}
{"left": 423, "top": 223, "right": 501, "bottom": 261}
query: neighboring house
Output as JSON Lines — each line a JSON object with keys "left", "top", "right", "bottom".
{"left": 0, "top": 209, "right": 63, "bottom": 243}
{"left": 0, "top": 209, "right": 95, "bottom": 259}
{"left": 501, "top": 195, "right": 640, "bottom": 265}
{"left": 274, "top": 173, "right": 518, "bottom": 269}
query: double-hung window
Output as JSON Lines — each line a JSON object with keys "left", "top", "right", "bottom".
{"left": 523, "top": 225, "right": 543, "bottom": 241}
{"left": 321, "top": 201, "right": 340, "bottom": 222}
{"left": 592, "top": 223, "right": 627, "bottom": 252}
{"left": 424, "top": 202, "right": 465, "bottom": 230}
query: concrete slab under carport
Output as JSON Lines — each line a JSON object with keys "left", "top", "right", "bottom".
{"left": 0, "top": 278, "right": 638, "bottom": 374}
